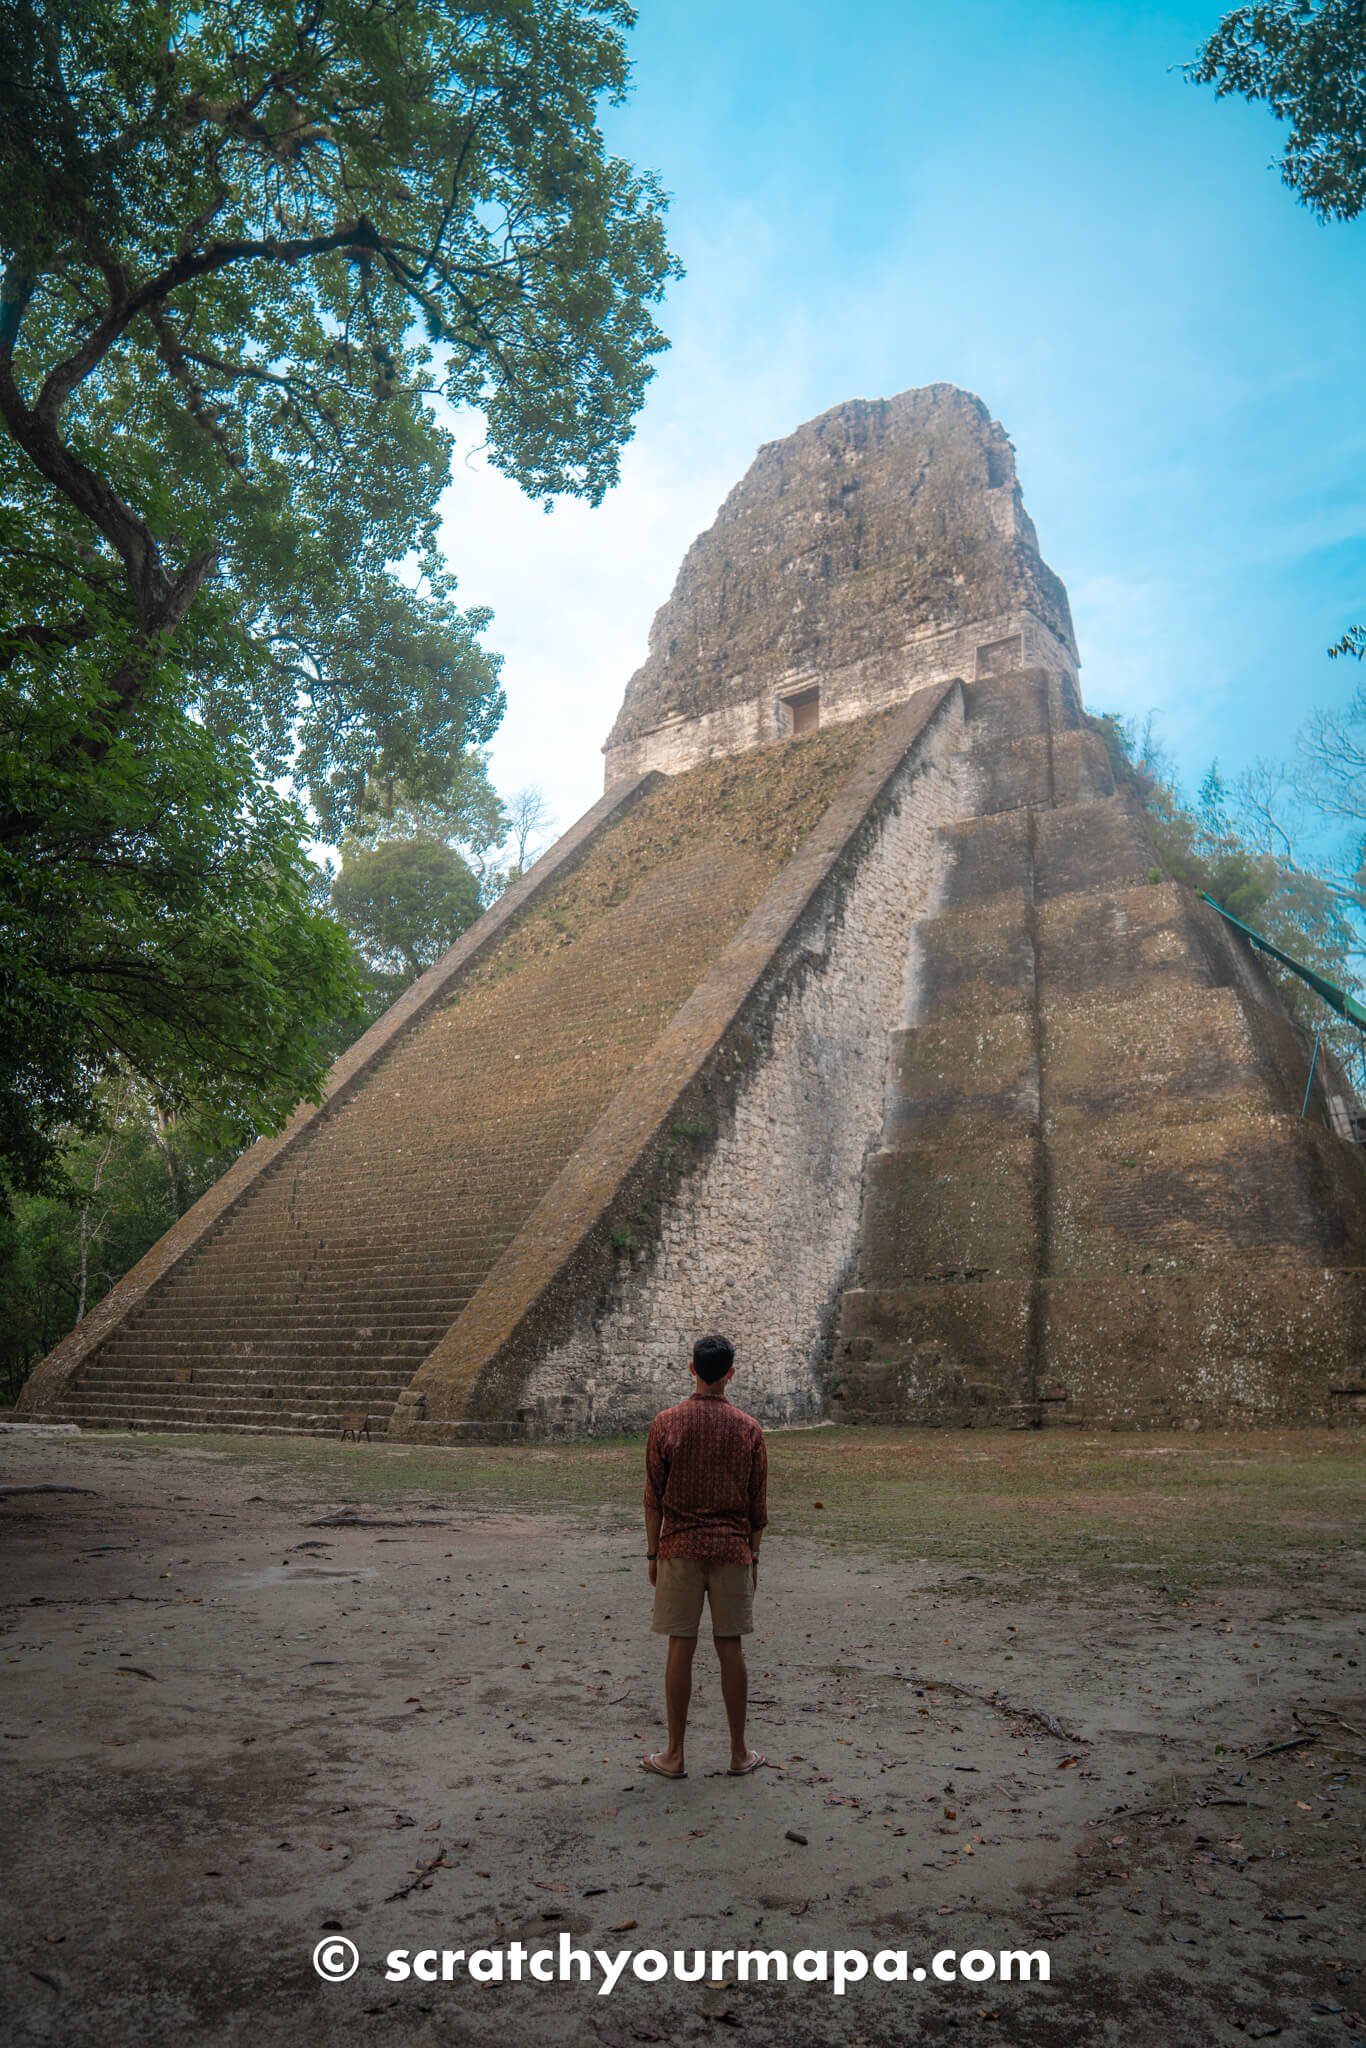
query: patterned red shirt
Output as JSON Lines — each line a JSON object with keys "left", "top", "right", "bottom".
{"left": 643, "top": 1392, "right": 768, "bottom": 1564}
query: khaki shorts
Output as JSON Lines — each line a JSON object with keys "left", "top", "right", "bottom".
{"left": 651, "top": 1556, "right": 755, "bottom": 1637}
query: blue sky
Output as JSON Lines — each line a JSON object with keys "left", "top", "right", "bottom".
{"left": 436, "top": 0, "right": 1366, "bottom": 846}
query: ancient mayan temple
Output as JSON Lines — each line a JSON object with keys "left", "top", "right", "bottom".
{"left": 21, "top": 384, "right": 1366, "bottom": 1439}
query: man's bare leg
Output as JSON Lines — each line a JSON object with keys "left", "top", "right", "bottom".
{"left": 715, "top": 1634, "right": 757, "bottom": 1771}
{"left": 649, "top": 1633, "right": 697, "bottom": 1776}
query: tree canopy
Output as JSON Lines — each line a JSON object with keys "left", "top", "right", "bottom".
{"left": 1097, "top": 710, "right": 1366, "bottom": 1080}
{"left": 0, "top": 0, "right": 677, "bottom": 1197}
{"left": 1187, "top": 1, "right": 1366, "bottom": 224}
{"left": 331, "top": 835, "right": 482, "bottom": 981}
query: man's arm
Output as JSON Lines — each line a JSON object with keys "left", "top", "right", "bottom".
{"left": 643, "top": 1419, "right": 667, "bottom": 1587}
{"left": 748, "top": 1431, "right": 768, "bottom": 1581}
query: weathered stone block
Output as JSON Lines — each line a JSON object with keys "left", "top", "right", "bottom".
{"left": 1035, "top": 882, "right": 1213, "bottom": 1001}
{"left": 913, "top": 896, "right": 1034, "bottom": 1018}
{"left": 1048, "top": 1111, "right": 1366, "bottom": 1273}
{"left": 940, "top": 810, "right": 1032, "bottom": 907}
{"left": 968, "top": 728, "right": 1115, "bottom": 816}
{"left": 887, "top": 1011, "right": 1037, "bottom": 1136}
{"left": 858, "top": 1138, "right": 1038, "bottom": 1283}
{"left": 972, "top": 734, "right": 1053, "bottom": 814}
{"left": 1033, "top": 796, "right": 1155, "bottom": 900}
{"left": 1042, "top": 1266, "right": 1366, "bottom": 1424}
{"left": 833, "top": 1281, "right": 1032, "bottom": 1423}
{"left": 1049, "top": 728, "right": 1117, "bottom": 807}
{"left": 962, "top": 669, "right": 1051, "bottom": 743}
{"left": 1043, "top": 986, "right": 1268, "bottom": 1127}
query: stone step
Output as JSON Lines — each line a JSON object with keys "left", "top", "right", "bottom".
{"left": 184, "top": 1228, "right": 516, "bottom": 1261}
{"left": 140, "top": 1272, "right": 489, "bottom": 1300}
{"left": 63, "top": 1396, "right": 405, "bottom": 1425}
{"left": 124, "top": 1283, "right": 470, "bottom": 1308}
{"left": 146, "top": 1272, "right": 487, "bottom": 1295}
{"left": 96, "top": 1326, "right": 438, "bottom": 1349}
{"left": 59, "top": 1414, "right": 392, "bottom": 1439}
{"left": 57, "top": 1386, "right": 400, "bottom": 1418}
{"left": 77, "top": 1366, "right": 416, "bottom": 1393}
{"left": 192, "top": 1219, "right": 524, "bottom": 1245}
{"left": 971, "top": 727, "right": 1114, "bottom": 818}
{"left": 119, "top": 1307, "right": 466, "bottom": 1335}
{"left": 90, "top": 1347, "right": 433, "bottom": 1375}
{"left": 104, "top": 1318, "right": 451, "bottom": 1342}
{"left": 887, "top": 1011, "right": 1037, "bottom": 1135}
{"left": 855, "top": 1138, "right": 1039, "bottom": 1285}
{"left": 831, "top": 1280, "right": 1033, "bottom": 1426}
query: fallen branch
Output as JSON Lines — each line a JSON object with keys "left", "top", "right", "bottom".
{"left": 1247, "top": 1734, "right": 1320, "bottom": 1761}
{"left": 1309, "top": 1707, "right": 1365, "bottom": 1740}
{"left": 385, "top": 1845, "right": 453, "bottom": 1902}
{"left": 308, "top": 1514, "right": 447, "bottom": 1530}
{"left": 904, "top": 1674, "right": 1085, "bottom": 1745}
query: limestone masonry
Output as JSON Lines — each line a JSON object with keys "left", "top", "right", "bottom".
{"left": 20, "top": 384, "right": 1366, "bottom": 1438}
{"left": 604, "top": 385, "right": 1077, "bottom": 785}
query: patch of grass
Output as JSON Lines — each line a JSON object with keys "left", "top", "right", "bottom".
{"left": 71, "top": 1424, "right": 1364, "bottom": 1593}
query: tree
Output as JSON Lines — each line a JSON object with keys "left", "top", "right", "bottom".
{"left": 0, "top": 1073, "right": 238, "bottom": 1398}
{"left": 1097, "top": 709, "right": 1364, "bottom": 1011}
{"left": 1197, "top": 758, "right": 1230, "bottom": 830}
{"left": 330, "top": 836, "right": 482, "bottom": 982}
{"left": 1294, "top": 681, "right": 1366, "bottom": 930}
{"left": 347, "top": 748, "right": 510, "bottom": 865}
{"left": 1187, "top": 1, "right": 1366, "bottom": 223}
{"left": 0, "top": 688, "right": 365, "bottom": 1197}
{"left": 1187, "top": 5, "right": 1364, "bottom": 662}
{"left": 0, "top": 0, "right": 677, "bottom": 1196}
{"left": 506, "top": 784, "right": 557, "bottom": 872}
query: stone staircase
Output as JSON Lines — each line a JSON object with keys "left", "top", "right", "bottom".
{"left": 45, "top": 719, "right": 890, "bottom": 1436}
{"left": 832, "top": 669, "right": 1366, "bottom": 1427}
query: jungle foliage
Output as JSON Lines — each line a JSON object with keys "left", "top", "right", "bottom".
{"left": 0, "top": 0, "right": 675, "bottom": 1198}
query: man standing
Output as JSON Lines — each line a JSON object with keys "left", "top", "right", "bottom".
{"left": 640, "top": 1333, "right": 767, "bottom": 1779}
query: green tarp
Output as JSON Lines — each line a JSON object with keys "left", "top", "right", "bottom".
{"left": 1200, "top": 892, "right": 1366, "bottom": 1033}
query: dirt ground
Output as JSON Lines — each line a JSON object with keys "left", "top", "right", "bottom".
{"left": 0, "top": 1424, "right": 1362, "bottom": 2048}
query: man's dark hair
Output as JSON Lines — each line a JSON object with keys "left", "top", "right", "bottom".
{"left": 693, "top": 1334, "right": 735, "bottom": 1383}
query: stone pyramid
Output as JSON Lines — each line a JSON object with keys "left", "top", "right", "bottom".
{"left": 22, "top": 386, "right": 1366, "bottom": 1439}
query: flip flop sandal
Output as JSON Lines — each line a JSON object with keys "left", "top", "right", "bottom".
{"left": 727, "top": 1751, "right": 766, "bottom": 1776}
{"left": 641, "top": 1753, "right": 687, "bottom": 1779}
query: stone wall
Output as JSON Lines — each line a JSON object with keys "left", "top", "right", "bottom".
{"left": 603, "top": 604, "right": 1075, "bottom": 786}
{"left": 603, "top": 385, "right": 1079, "bottom": 784}
{"left": 515, "top": 693, "right": 969, "bottom": 1433}
{"left": 26, "top": 716, "right": 912, "bottom": 1437}
{"left": 17, "top": 770, "right": 661, "bottom": 1422}
{"left": 832, "top": 672, "right": 1366, "bottom": 1431}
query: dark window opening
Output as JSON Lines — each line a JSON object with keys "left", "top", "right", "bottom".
{"left": 782, "top": 686, "right": 821, "bottom": 736}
